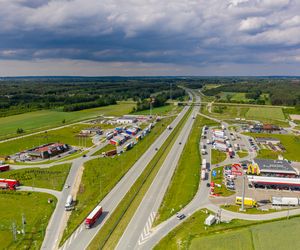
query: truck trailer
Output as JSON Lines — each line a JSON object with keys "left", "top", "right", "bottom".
{"left": 0, "top": 178, "right": 19, "bottom": 190}
{"left": 235, "top": 196, "right": 257, "bottom": 207}
{"left": 65, "top": 195, "right": 74, "bottom": 211}
{"left": 201, "top": 170, "right": 206, "bottom": 180}
{"left": 272, "top": 197, "right": 299, "bottom": 206}
{"left": 0, "top": 165, "right": 9, "bottom": 172}
{"left": 85, "top": 206, "right": 103, "bottom": 229}
{"left": 202, "top": 159, "right": 207, "bottom": 170}
{"left": 0, "top": 182, "right": 9, "bottom": 190}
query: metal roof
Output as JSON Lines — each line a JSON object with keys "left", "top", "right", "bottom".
{"left": 254, "top": 159, "right": 296, "bottom": 174}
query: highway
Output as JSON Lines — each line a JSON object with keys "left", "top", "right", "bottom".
{"left": 116, "top": 94, "right": 200, "bottom": 250}
{"left": 59, "top": 93, "right": 193, "bottom": 250}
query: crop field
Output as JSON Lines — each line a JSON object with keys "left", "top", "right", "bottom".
{"left": 246, "top": 107, "right": 285, "bottom": 120}
{"left": 154, "top": 116, "right": 218, "bottom": 225}
{"left": 248, "top": 133, "right": 300, "bottom": 161}
{"left": 0, "top": 101, "right": 135, "bottom": 141}
{"left": 0, "top": 124, "right": 95, "bottom": 156}
{"left": 61, "top": 116, "right": 175, "bottom": 244}
{"left": 0, "top": 163, "right": 71, "bottom": 191}
{"left": 0, "top": 192, "right": 56, "bottom": 249}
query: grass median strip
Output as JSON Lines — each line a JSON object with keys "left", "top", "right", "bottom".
{"left": 87, "top": 106, "right": 192, "bottom": 250}
{"left": 154, "top": 116, "right": 218, "bottom": 226}
{"left": 59, "top": 116, "right": 175, "bottom": 246}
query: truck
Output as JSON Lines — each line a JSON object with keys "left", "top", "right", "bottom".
{"left": 271, "top": 197, "right": 299, "bottom": 206}
{"left": 0, "top": 182, "right": 9, "bottom": 190}
{"left": 201, "top": 169, "right": 206, "bottom": 180}
{"left": 235, "top": 196, "right": 257, "bottom": 207}
{"left": 85, "top": 206, "right": 103, "bottom": 229}
{"left": 65, "top": 195, "right": 74, "bottom": 211}
{"left": 106, "top": 132, "right": 114, "bottom": 140}
{"left": 104, "top": 149, "right": 117, "bottom": 157}
{"left": 0, "top": 178, "right": 19, "bottom": 190}
{"left": 201, "top": 149, "right": 206, "bottom": 155}
{"left": 202, "top": 159, "right": 207, "bottom": 170}
{"left": 204, "top": 215, "right": 216, "bottom": 226}
{"left": 167, "top": 125, "right": 172, "bottom": 130}
{"left": 0, "top": 164, "right": 9, "bottom": 172}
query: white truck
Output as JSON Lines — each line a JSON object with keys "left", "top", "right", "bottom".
{"left": 65, "top": 195, "right": 74, "bottom": 211}
{"left": 204, "top": 215, "right": 216, "bottom": 226}
{"left": 272, "top": 197, "right": 299, "bottom": 206}
{"left": 202, "top": 159, "right": 207, "bottom": 170}
{"left": 201, "top": 169, "right": 206, "bottom": 180}
{"left": 167, "top": 125, "right": 172, "bottom": 130}
{"left": 201, "top": 149, "right": 207, "bottom": 155}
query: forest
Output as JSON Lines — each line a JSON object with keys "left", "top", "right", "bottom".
{"left": 0, "top": 77, "right": 187, "bottom": 117}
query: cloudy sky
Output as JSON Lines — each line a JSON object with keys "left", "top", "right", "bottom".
{"left": 0, "top": 0, "right": 300, "bottom": 76}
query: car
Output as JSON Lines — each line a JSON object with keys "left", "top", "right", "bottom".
{"left": 176, "top": 213, "right": 186, "bottom": 220}
{"left": 82, "top": 154, "right": 87, "bottom": 157}
{"left": 155, "top": 148, "right": 158, "bottom": 151}
{"left": 65, "top": 184, "right": 70, "bottom": 189}
{"left": 206, "top": 183, "right": 211, "bottom": 187}
{"left": 179, "top": 142, "right": 182, "bottom": 145}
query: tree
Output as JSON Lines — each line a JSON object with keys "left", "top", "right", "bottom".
{"left": 17, "top": 128, "right": 24, "bottom": 134}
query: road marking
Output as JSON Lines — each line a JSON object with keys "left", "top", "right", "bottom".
{"left": 138, "top": 212, "right": 156, "bottom": 245}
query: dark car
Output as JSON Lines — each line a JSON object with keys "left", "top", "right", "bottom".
{"left": 176, "top": 213, "right": 186, "bottom": 220}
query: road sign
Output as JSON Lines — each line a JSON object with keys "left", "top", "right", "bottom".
{"left": 212, "top": 170, "right": 217, "bottom": 177}
{"left": 232, "top": 170, "right": 243, "bottom": 176}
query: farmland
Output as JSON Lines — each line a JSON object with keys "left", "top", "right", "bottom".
{"left": 0, "top": 163, "right": 71, "bottom": 191}
{"left": 0, "top": 101, "right": 135, "bottom": 141}
{"left": 154, "top": 116, "right": 218, "bottom": 225}
{"left": 0, "top": 124, "right": 95, "bottom": 156}
{"left": 0, "top": 192, "right": 56, "bottom": 250}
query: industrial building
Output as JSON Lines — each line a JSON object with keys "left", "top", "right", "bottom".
{"left": 247, "top": 159, "right": 298, "bottom": 178}
{"left": 116, "top": 116, "right": 138, "bottom": 124}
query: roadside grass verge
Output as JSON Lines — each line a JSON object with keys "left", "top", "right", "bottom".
{"left": 155, "top": 209, "right": 300, "bottom": 250}
{"left": 91, "top": 144, "right": 116, "bottom": 156}
{"left": 60, "top": 116, "right": 175, "bottom": 245}
{"left": 0, "top": 101, "right": 135, "bottom": 141}
{"left": 87, "top": 107, "right": 192, "bottom": 250}
{"left": 0, "top": 191, "right": 56, "bottom": 249}
{"left": 153, "top": 116, "right": 218, "bottom": 226}
{"left": 211, "top": 166, "right": 235, "bottom": 197}
{"left": 237, "top": 150, "right": 248, "bottom": 158}
{"left": 0, "top": 163, "right": 71, "bottom": 191}
{"left": 221, "top": 205, "right": 277, "bottom": 214}
{"left": 211, "top": 149, "right": 227, "bottom": 165}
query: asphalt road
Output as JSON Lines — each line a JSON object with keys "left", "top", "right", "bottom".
{"left": 116, "top": 94, "right": 200, "bottom": 250}
{"left": 59, "top": 99, "right": 192, "bottom": 250}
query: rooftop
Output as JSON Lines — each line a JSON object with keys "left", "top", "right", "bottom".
{"left": 254, "top": 159, "right": 296, "bottom": 174}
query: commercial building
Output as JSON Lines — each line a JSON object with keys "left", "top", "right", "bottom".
{"left": 116, "top": 115, "right": 138, "bottom": 124}
{"left": 27, "top": 143, "right": 69, "bottom": 159}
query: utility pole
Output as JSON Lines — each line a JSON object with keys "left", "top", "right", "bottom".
{"left": 12, "top": 221, "right": 17, "bottom": 242}
{"left": 240, "top": 175, "right": 246, "bottom": 211}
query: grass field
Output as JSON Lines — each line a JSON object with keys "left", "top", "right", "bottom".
{"left": 211, "top": 166, "right": 235, "bottom": 197}
{"left": 0, "top": 163, "right": 71, "bottom": 191}
{"left": 246, "top": 107, "right": 285, "bottom": 120}
{"left": 211, "top": 149, "right": 227, "bottom": 165}
{"left": 208, "top": 105, "right": 249, "bottom": 120}
{"left": 247, "top": 133, "right": 300, "bottom": 161}
{"left": 154, "top": 116, "right": 218, "bottom": 226}
{"left": 87, "top": 107, "right": 192, "bottom": 250}
{"left": 132, "top": 104, "right": 182, "bottom": 116}
{"left": 218, "top": 92, "right": 270, "bottom": 104}
{"left": 0, "top": 192, "right": 56, "bottom": 249}
{"left": 60, "top": 116, "right": 176, "bottom": 245}
{"left": 221, "top": 205, "right": 277, "bottom": 214}
{"left": 237, "top": 150, "right": 248, "bottom": 158}
{"left": 0, "top": 124, "right": 95, "bottom": 156}
{"left": 155, "top": 209, "right": 300, "bottom": 250}
{"left": 0, "top": 102, "right": 135, "bottom": 141}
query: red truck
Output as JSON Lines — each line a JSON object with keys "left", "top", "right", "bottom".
{"left": 85, "top": 206, "right": 103, "bottom": 229}
{"left": 0, "top": 178, "right": 20, "bottom": 190}
{"left": 0, "top": 182, "right": 9, "bottom": 190}
{"left": 0, "top": 165, "right": 9, "bottom": 172}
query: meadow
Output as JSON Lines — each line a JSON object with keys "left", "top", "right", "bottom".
{"left": 0, "top": 101, "right": 135, "bottom": 140}
{"left": 0, "top": 192, "right": 56, "bottom": 249}
{"left": 246, "top": 107, "right": 285, "bottom": 120}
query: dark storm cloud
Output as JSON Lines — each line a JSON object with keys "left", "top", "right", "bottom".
{"left": 0, "top": 0, "right": 300, "bottom": 75}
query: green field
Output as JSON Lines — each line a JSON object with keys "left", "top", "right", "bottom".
{"left": 246, "top": 107, "right": 285, "bottom": 120}
{"left": 248, "top": 133, "right": 300, "bottom": 161}
{"left": 0, "top": 192, "right": 56, "bottom": 249}
{"left": 132, "top": 104, "right": 182, "bottom": 116}
{"left": 61, "top": 116, "right": 175, "bottom": 244}
{"left": 154, "top": 116, "right": 218, "bottom": 225}
{"left": 0, "top": 163, "right": 71, "bottom": 191}
{"left": 211, "top": 149, "right": 227, "bottom": 165}
{"left": 0, "top": 102, "right": 135, "bottom": 141}
{"left": 0, "top": 124, "right": 96, "bottom": 156}
{"left": 211, "top": 166, "right": 234, "bottom": 196}
{"left": 91, "top": 144, "right": 116, "bottom": 156}
{"left": 237, "top": 150, "right": 248, "bottom": 158}
{"left": 207, "top": 105, "right": 249, "bottom": 119}
{"left": 218, "top": 92, "right": 270, "bottom": 104}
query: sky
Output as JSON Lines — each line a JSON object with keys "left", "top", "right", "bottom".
{"left": 0, "top": 0, "right": 300, "bottom": 76}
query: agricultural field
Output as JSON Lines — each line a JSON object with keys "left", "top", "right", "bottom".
{"left": 246, "top": 107, "right": 285, "bottom": 121}
{"left": 0, "top": 192, "right": 56, "bottom": 249}
{"left": 0, "top": 163, "right": 71, "bottom": 191}
{"left": 211, "top": 166, "right": 234, "bottom": 197}
{"left": 0, "top": 101, "right": 135, "bottom": 141}
{"left": 61, "top": 116, "right": 176, "bottom": 244}
{"left": 154, "top": 116, "right": 218, "bottom": 225}
{"left": 0, "top": 124, "right": 95, "bottom": 156}
{"left": 211, "top": 149, "right": 227, "bottom": 165}
{"left": 248, "top": 133, "right": 300, "bottom": 161}
{"left": 218, "top": 92, "right": 270, "bottom": 104}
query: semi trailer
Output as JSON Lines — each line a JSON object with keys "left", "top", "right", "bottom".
{"left": 85, "top": 206, "right": 103, "bottom": 229}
